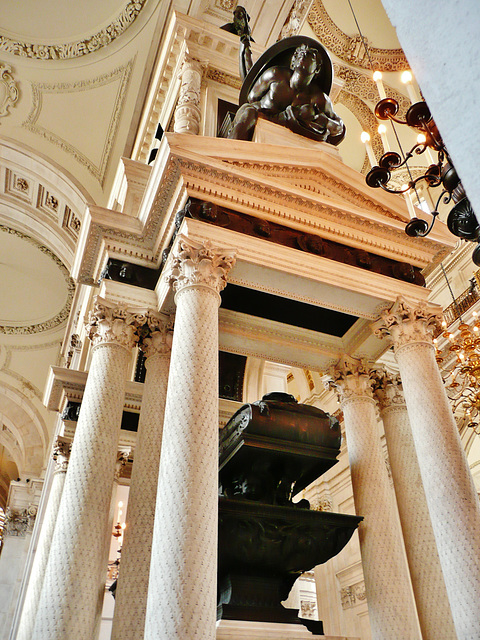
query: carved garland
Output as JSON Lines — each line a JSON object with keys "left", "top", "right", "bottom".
{"left": 0, "top": 1, "right": 146, "bottom": 60}
{"left": 0, "top": 225, "right": 75, "bottom": 335}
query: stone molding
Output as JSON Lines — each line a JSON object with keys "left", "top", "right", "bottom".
{"left": 0, "top": 62, "right": 18, "bottom": 117}
{"left": 308, "top": 0, "right": 408, "bottom": 72}
{"left": 0, "top": 0, "right": 146, "bottom": 60}
{"left": 372, "top": 295, "right": 443, "bottom": 351}
{"left": 23, "top": 61, "right": 133, "bottom": 185}
{"left": 167, "top": 236, "right": 236, "bottom": 296}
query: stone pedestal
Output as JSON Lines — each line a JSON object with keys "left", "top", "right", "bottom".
{"left": 373, "top": 296, "right": 480, "bottom": 640}
{"left": 111, "top": 315, "right": 172, "bottom": 640}
{"left": 216, "top": 619, "right": 359, "bottom": 640}
{"left": 32, "top": 299, "right": 139, "bottom": 640}
{"left": 328, "top": 357, "right": 420, "bottom": 640}
{"left": 372, "top": 370, "right": 456, "bottom": 640}
{"left": 144, "top": 238, "right": 235, "bottom": 640}
{"left": 16, "top": 437, "right": 71, "bottom": 640}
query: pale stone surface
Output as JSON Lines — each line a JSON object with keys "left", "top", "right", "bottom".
{"left": 328, "top": 356, "right": 420, "bottom": 640}
{"left": 372, "top": 370, "right": 456, "bottom": 639}
{"left": 174, "top": 54, "right": 204, "bottom": 135}
{"left": 253, "top": 118, "right": 341, "bottom": 159}
{"left": 144, "top": 238, "right": 235, "bottom": 640}
{"left": 15, "top": 437, "right": 71, "bottom": 640}
{"left": 111, "top": 316, "right": 172, "bottom": 640}
{"left": 32, "top": 300, "right": 137, "bottom": 640}
{"left": 216, "top": 619, "right": 359, "bottom": 639}
{"left": 374, "top": 296, "right": 480, "bottom": 639}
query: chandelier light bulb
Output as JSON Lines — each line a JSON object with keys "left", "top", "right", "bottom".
{"left": 373, "top": 70, "right": 382, "bottom": 82}
{"left": 361, "top": 131, "right": 377, "bottom": 167}
{"left": 373, "top": 70, "right": 386, "bottom": 100}
{"left": 360, "top": 131, "right": 370, "bottom": 143}
{"left": 118, "top": 501, "right": 123, "bottom": 508}
{"left": 417, "top": 133, "right": 427, "bottom": 144}
{"left": 401, "top": 70, "right": 413, "bottom": 84}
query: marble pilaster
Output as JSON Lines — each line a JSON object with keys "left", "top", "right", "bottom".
{"left": 174, "top": 54, "right": 204, "bottom": 135}
{"left": 373, "top": 296, "right": 480, "bottom": 639}
{"left": 111, "top": 314, "right": 173, "bottom": 640}
{"left": 328, "top": 356, "right": 420, "bottom": 640}
{"left": 144, "top": 237, "right": 235, "bottom": 640}
{"left": 371, "top": 369, "right": 456, "bottom": 639}
{"left": 32, "top": 298, "right": 139, "bottom": 640}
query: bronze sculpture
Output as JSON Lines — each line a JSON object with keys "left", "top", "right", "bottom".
{"left": 227, "top": 33, "right": 345, "bottom": 145}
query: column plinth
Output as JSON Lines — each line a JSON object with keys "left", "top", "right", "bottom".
{"left": 328, "top": 356, "right": 420, "bottom": 640}
{"left": 371, "top": 369, "right": 456, "bottom": 639}
{"left": 111, "top": 314, "right": 173, "bottom": 640}
{"left": 373, "top": 296, "right": 480, "bottom": 639}
{"left": 32, "top": 298, "right": 139, "bottom": 640}
{"left": 144, "top": 237, "right": 235, "bottom": 640}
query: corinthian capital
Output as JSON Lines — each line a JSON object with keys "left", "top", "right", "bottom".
{"left": 372, "top": 296, "right": 443, "bottom": 351}
{"left": 167, "top": 237, "right": 236, "bottom": 296}
{"left": 87, "top": 297, "right": 140, "bottom": 350}
{"left": 370, "top": 368, "right": 405, "bottom": 411}
{"left": 140, "top": 313, "right": 174, "bottom": 359}
{"left": 52, "top": 435, "right": 72, "bottom": 473}
{"left": 326, "top": 355, "right": 374, "bottom": 403}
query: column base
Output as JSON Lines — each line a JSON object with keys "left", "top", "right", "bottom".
{"left": 216, "top": 619, "right": 359, "bottom": 640}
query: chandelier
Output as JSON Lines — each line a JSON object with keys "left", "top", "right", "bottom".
{"left": 345, "top": 1, "right": 479, "bottom": 264}
{"left": 364, "top": 88, "right": 479, "bottom": 262}
{"left": 434, "top": 278, "right": 480, "bottom": 435}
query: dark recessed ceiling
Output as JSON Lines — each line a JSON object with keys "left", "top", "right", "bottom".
{"left": 221, "top": 284, "right": 357, "bottom": 337}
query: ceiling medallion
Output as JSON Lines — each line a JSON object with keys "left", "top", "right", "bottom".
{"left": 0, "top": 0, "right": 146, "bottom": 61}
{"left": 0, "top": 62, "right": 18, "bottom": 117}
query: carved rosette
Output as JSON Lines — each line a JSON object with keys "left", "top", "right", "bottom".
{"left": 372, "top": 296, "right": 443, "bottom": 352}
{"left": 167, "top": 237, "right": 236, "bottom": 299}
{"left": 174, "top": 54, "right": 205, "bottom": 135}
{"left": 87, "top": 297, "right": 140, "bottom": 350}
{"left": 370, "top": 368, "right": 405, "bottom": 412}
{"left": 327, "top": 355, "right": 374, "bottom": 406}
{"left": 139, "top": 313, "right": 174, "bottom": 360}
{"left": 52, "top": 436, "right": 72, "bottom": 474}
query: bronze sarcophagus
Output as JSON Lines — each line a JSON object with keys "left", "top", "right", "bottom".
{"left": 218, "top": 392, "right": 362, "bottom": 633}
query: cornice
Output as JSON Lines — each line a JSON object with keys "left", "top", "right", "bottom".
{"left": 74, "top": 133, "right": 455, "bottom": 286}
{"left": 0, "top": 0, "right": 147, "bottom": 61}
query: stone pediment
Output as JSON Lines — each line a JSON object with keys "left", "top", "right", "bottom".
{"left": 72, "top": 129, "right": 455, "bottom": 285}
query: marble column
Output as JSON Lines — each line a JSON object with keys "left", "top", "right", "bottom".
{"left": 371, "top": 369, "right": 457, "bottom": 640}
{"left": 15, "top": 436, "right": 71, "bottom": 640}
{"left": 144, "top": 237, "right": 235, "bottom": 640}
{"left": 111, "top": 314, "right": 173, "bottom": 640}
{"left": 174, "top": 53, "right": 204, "bottom": 135}
{"left": 32, "top": 298, "right": 139, "bottom": 640}
{"left": 328, "top": 356, "right": 420, "bottom": 640}
{"left": 373, "top": 296, "right": 480, "bottom": 639}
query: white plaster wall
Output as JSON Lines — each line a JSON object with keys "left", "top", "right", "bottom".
{"left": 0, "top": 535, "right": 31, "bottom": 640}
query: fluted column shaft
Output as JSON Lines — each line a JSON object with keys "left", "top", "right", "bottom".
{"left": 32, "top": 299, "right": 139, "bottom": 640}
{"left": 372, "top": 371, "right": 456, "bottom": 639}
{"left": 111, "top": 316, "right": 172, "bottom": 640}
{"left": 15, "top": 437, "right": 71, "bottom": 640}
{"left": 329, "top": 357, "right": 420, "bottom": 640}
{"left": 144, "top": 237, "right": 235, "bottom": 640}
{"left": 374, "top": 296, "right": 480, "bottom": 640}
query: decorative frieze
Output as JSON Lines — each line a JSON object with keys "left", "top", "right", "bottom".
{"left": 0, "top": 1, "right": 146, "bottom": 60}
{"left": 340, "top": 581, "right": 367, "bottom": 609}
